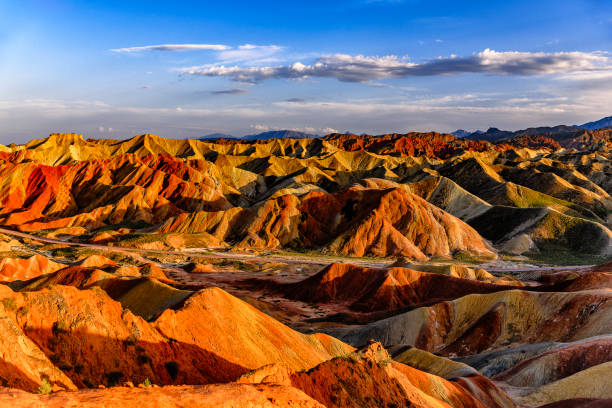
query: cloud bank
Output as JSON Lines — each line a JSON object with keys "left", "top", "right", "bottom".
{"left": 111, "top": 44, "right": 231, "bottom": 52}
{"left": 216, "top": 44, "right": 284, "bottom": 63}
{"left": 180, "top": 49, "right": 612, "bottom": 83}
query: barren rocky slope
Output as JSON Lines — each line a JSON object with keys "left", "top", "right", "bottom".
{"left": 0, "top": 131, "right": 611, "bottom": 407}
{"left": 2, "top": 131, "right": 612, "bottom": 260}
{"left": 0, "top": 257, "right": 521, "bottom": 407}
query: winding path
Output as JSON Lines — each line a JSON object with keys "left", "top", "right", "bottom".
{"left": 0, "top": 227, "right": 392, "bottom": 268}
{"left": 0, "top": 227, "right": 591, "bottom": 272}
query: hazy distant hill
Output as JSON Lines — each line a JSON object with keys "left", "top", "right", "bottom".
{"left": 242, "top": 130, "right": 318, "bottom": 140}
{"left": 467, "top": 127, "right": 515, "bottom": 141}
{"left": 200, "top": 118, "right": 612, "bottom": 143}
{"left": 466, "top": 115, "right": 612, "bottom": 142}
{"left": 579, "top": 116, "right": 612, "bottom": 130}
{"left": 200, "top": 133, "right": 235, "bottom": 140}
{"left": 201, "top": 130, "right": 318, "bottom": 141}
{"left": 468, "top": 125, "right": 593, "bottom": 142}
{"left": 451, "top": 129, "right": 478, "bottom": 138}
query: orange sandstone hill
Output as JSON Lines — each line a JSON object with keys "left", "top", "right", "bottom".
{"left": 0, "top": 131, "right": 611, "bottom": 406}
{"left": 0, "top": 343, "right": 517, "bottom": 408}
{"left": 162, "top": 183, "right": 495, "bottom": 259}
{"left": 332, "top": 287, "right": 612, "bottom": 356}
{"left": 2, "top": 132, "right": 612, "bottom": 258}
{"left": 0, "top": 136, "right": 497, "bottom": 259}
{"left": 0, "top": 384, "right": 327, "bottom": 408}
{"left": 282, "top": 263, "right": 517, "bottom": 312}
{"left": 0, "top": 271, "right": 520, "bottom": 408}
{"left": 0, "top": 254, "right": 64, "bottom": 281}
{"left": 0, "top": 283, "right": 351, "bottom": 389}
{"left": 238, "top": 341, "right": 517, "bottom": 408}
{"left": 322, "top": 132, "right": 511, "bottom": 159}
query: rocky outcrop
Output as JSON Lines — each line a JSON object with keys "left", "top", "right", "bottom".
{"left": 153, "top": 287, "right": 353, "bottom": 376}
{"left": 0, "top": 254, "right": 64, "bottom": 281}
{"left": 0, "top": 283, "right": 352, "bottom": 389}
{"left": 240, "top": 342, "right": 516, "bottom": 408}
{"left": 493, "top": 335, "right": 612, "bottom": 388}
{"left": 332, "top": 289, "right": 612, "bottom": 356}
{"left": 3, "top": 132, "right": 612, "bottom": 260}
{"left": 0, "top": 384, "right": 326, "bottom": 408}
{"left": 283, "top": 263, "right": 516, "bottom": 312}
{"left": 158, "top": 183, "right": 497, "bottom": 259}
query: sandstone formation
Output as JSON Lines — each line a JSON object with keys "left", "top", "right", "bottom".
{"left": 0, "top": 384, "right": 326, "bottom": 408}
{"left": 332, "top": 289, "right": 612, "bottom": 355}
{"left": 1, "top": 131, "right": 612, "bottom": 259}
{"left": 0, "top": 130, "right": 611, "bottom": 406}
{"left": 0, "top": 254, "right": 64, "bottom": 281}
{"left": 239, "top": 341, "right": 516, "bottom": 408}
{"left": 0, "top": 281, "right": 352, "bottom": 389}
{"left": 283, "top": 263, "right": 517, "bottom": 312}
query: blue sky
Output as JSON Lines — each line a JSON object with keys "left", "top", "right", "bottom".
{"left": 1, "top": 0, "right": 611, "bottom": 142}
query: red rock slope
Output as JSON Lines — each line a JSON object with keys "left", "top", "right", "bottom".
{"left": 283, "top": 263, "right": 516, "bottom": 312}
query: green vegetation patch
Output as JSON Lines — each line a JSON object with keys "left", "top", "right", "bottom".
{"left": 452, "top": 250, "right": 496, "bottom": 264}
{"left": 50, "top": 246, "right": 140, "bottom": 265}
{"left": 506, "top": 184, "right": 597, "bottom": 220}
{"left": 525, "top": 241, "right": 611, "bottom": 266}
{"left": 1, "top": 297, "right": 16, "bottom": 310}
{"left": 37, "top": 378, "right": 52, "bottom": 395}
{"left": 117, "top": 233, "right": 170, "bottom": 245}
{"left": 0, "top": 250, "right": 33, "bottom": 259}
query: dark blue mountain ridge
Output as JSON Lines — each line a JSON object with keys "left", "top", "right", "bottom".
{"left": 200, "top": 130, "right": 318, "bottom": 141}
{"left": 578, "top": 116, "right": 612, "bottom": 130}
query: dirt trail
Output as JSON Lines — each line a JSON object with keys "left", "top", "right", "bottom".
{"left": 0, "top": 227, "right": 392, "bottom": 268}
{"left": 0, "top": 227, "right": 591, "bottom": 272}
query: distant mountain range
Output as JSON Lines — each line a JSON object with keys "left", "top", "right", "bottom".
{"left": 466, "top": 125, "right": 578, "bottom": 142}
{"left": 578, "top": 116, "right": 612, "bottom": 130}
{"left": 200, "top": 130, "right": 318, "bottom": 141}
{"left": 199, "top": 133, "right": 240, "bottom": 140}
{"left": 201, "top": 116, "right": 612, "bottom": 143}
{"left": 454, "top": 115, "right": 612, "bottom": 142}
{"left": 451, "top": 129, "right": 482, "bottom": 138}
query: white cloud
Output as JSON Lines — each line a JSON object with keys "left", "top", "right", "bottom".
{"left": 110, "top": 44, "right": 230, "bottom": 53}
{"left": 555, "top": 70, "right": 612, "bottom": 81}
{"left": 249, "top": 124, "right": 338, "bottom": 135}
{"left": 271, "top": 99, "right": 579, "bottom": 115}
{"left": 2, "top": 81, "right": 611, "bottom": 143}
{"left": 249, "top": 124, "right": 270, "bottom": 132}
{"left": 181, "top": 49, "right": 612, "bottom": 83}
{"left": 216, "top": 44, "right": 284, "bottom": 64}
{"left": 110, "top": 43, "right": 283, "bottom": 65}
{"left": 0, "top": 99, "right": 111, "bottom": 119}
{"left": 0, "top": 99, "right": 268, "bottom": 121}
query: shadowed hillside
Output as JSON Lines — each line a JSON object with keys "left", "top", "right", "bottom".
{"left": 0, "top": 130, "right": 611, "bottom": 406}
